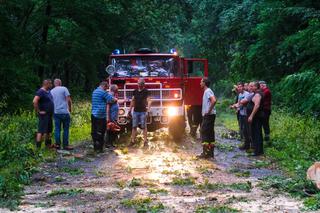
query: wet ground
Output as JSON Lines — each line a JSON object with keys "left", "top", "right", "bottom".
{"left": 14, "top": 124, "right": 303, "bottom": 212}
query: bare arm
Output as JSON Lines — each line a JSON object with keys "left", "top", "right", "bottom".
{"left": 248, "top": 94, "right": 261, "bottom": 123}
{"left": 66, "top": 96, "right": 72, "bottom": 113}
{"left": 147, "top": 97, "right": 152, "bottom": 113}
{"left": 206, "top": 95, "right": 216, "bottom": 115}
{"left": 33, "top": 96, "right": 40, "bottom": 113}
{"left": 128, "top": 96, "right": 135, "bottom": 116}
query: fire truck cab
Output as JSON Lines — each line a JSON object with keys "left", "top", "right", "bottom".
{"left": 106, "top": 48, "right": 208, "bottom": 139}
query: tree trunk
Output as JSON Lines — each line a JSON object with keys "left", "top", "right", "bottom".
{"left": 38, "top": 0, "right": 51, "bottom": 79}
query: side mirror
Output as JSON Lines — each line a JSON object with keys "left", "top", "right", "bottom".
{"left": 106, "top": 65, "right": 116, "bottom": 76}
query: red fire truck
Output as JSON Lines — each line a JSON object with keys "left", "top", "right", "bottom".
{"left": 106, "top": 48, "right": 208, "bottom": 139}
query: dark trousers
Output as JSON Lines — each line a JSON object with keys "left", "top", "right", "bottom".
{"left": 91, "top": 115, "right": 106, "bottom": 151}
{"left": 262, "top": 110, "right": 271, "bottom": 139}
{"left": 251, "top": 116, "right": 264, "bottom": 155}
{"left": 200, "top": 114, "right": 216, "bottom": 144}
{"left": 239, "top": 115, "right": 252, "bottom": 148}
{"left": 54, "top": 113, "right": 70, "bottom": 148}
{"left": 106, "top": 130, "right": 118, "bottom": 146}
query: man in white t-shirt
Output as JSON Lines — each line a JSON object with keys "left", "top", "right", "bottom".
{"left": 198, "top": 78, "right": 217, "bottom": 158}
{"left": 50, "top": 79, "right": 73, "bottom": 150}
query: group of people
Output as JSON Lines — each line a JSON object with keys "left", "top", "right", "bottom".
{"left": 33, "top": 79, "right": 73, "bottom": 150}
{"left": 231, "top": 81, "right": 272, "bottom": 156}
{"left": 32, "top": 77, "right": 270, "bottom": 159}
{"left": 90, "top": 78, "right": 151, "bottom": 153}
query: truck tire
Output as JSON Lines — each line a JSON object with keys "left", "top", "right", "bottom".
{"left": 168, "top": 116, "right": 186, "bottom": 141}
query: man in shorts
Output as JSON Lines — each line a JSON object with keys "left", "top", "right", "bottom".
{"left": 128, "top": 78, "right": 151, "bottom": 147}
{"left": 33, "top": 79, "right": 54, "bottom": 148}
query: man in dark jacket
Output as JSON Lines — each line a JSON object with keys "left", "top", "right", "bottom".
{"left": 259, "top": 81, "right": 272, "bottom": 142}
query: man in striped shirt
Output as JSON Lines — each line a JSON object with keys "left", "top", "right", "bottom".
{"left": 91, "top": 81, "right": 117, "bottom": 152}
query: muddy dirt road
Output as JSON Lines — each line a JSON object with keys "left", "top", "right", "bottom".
{"left": 16, "top": 125, "right": 302, "bottom": 212}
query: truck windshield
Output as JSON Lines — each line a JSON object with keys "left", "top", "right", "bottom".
{"left": 111, "top": 56, "right": 177, "bottom": 77}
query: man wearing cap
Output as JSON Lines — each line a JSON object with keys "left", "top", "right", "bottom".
{"left": 259, "top": 81, "right": 272, "bottom": 143}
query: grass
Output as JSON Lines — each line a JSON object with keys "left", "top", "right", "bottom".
{"left": 58, "top": 167, "right": 84, "bottom": 176}
{"left": 195, "top": 205, "right": 239, "bottom": 213}
{"left": 218, "top": 103, "right": 320, "bottom": 210}
{"left": 47, "top": 188, "right": 85, "bottom": 197}
{"left": 149, "top": 188, "right": 168, "bottom": 194}
{"left": 129, "top": 177, "right": 142, "bottom": 187}
{"left": 228, "top": 168, "right": 251, "bottom": 177}
{"left": 0, "top": 100, "right": 92, "bottom": 210}
{"left": 121, "top": 197, "right": 165, "bottom": 212}
{"left": 197, "top": 180, "right": 252, "bottom": 192}
{"left": 171, "top": 177, "right": 196, "bottom": 186}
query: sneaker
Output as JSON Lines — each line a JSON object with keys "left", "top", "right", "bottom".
{"left": 51, "top": 144, "right": 61, "bottom": 149}
{"left": 63, "top": 146, "right": 74, "bottom": 151}
{"left": 196, "top": 152, "right": 211, "bottom": 159}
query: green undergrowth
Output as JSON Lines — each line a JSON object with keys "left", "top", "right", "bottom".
{"left": 121, "top": 197, "right": 165, "bottom": 213}
{"left": 0, "top": 100, "right": 91, "bottom": 210}
{"left": 195, "top": 205, "right": 239, "bottom": 213}
{"left": 218, "top": 102, "right": 320, "bottom": 210}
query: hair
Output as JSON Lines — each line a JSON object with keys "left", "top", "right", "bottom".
{"left": 110, "top": 84, "right": 118, "bottom": 92}
{"left": 138, "top": 78, "right": 145, "bottom": 85}
{"left": 54, "top": 78, "right": 62, "bottom": 86}
{"left": 99, "top": 81, "right": 109, "bottom": 88}
{"left": 254, "top": 81, "right": 260, "bottom": 89}
{"left": 237, "top": 81, "right": 244, "bottom": 86}
{"left": 42, "top": 79, "right": 52, "bottom": 86}
{"left": 259, "top": 80, "right": 266, "bottom": 85}
{"left": 202, "top": 77, "right": 211, "bottom": 87}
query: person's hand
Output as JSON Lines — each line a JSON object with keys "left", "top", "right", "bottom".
{"left": 38, "top": 111, "right": 46, "bottom": 115}
{"left": 248, "top": 116, "right": 253, "bottom": 123}
{"left": 113, "top": 98, "right": 118, "bottom": 102}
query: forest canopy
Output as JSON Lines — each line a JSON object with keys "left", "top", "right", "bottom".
{"left": 0, "top": 0, "right": 319, "bottom": 115}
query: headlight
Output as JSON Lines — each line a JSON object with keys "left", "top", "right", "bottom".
{"left": 119, "top": 109, "right": 125, "bottom": 115}
{"left": 174, "top": 93, "right": 179, "bottom": 99}
{"left": 168, "top": 107, "right": 178, "bottom": 116}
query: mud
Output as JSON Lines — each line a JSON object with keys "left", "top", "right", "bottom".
{"left": 13, "top": 125, "right": 303, "bottom": 212}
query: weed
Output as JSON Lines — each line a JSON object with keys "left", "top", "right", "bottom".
{"left": 54, "top": 176, "right": 64, "bottom": 182}
{"left": 253, "top": 160, "right": 270, "bottom": 168}
{"left": 225, "top": 195, "right": 249, "bottom": 204}
{"left": 214, "top": 142, "right": 235, "bottom": 152}
{"left": 195, "top": 205, "right": 239, "bottom": 213}
{"left": 197, "top": 180, "right": 252, "bottom": 192}
{"left": 129, "top": 177, "right": 142, "bottom": 187}
{"left": 228, "top": 168, "right": 250, "bottom": 177}
{"left": 58, "top": 167, "right": 84, "bottom": 176}
{"left": 35, "top": 201, "right": 55, "bottom": 208}
{"left": 116, "top": 180, "right": 126, "bottom": 189}
{"left": 172, "top": 177, "right": 195, "bottom": 186}
{"left": 47, "top": 188, "right": 84, "bottom": 197}
{"left": 121, "top": 147, "right": 129, "bottom": 154}
{"left": 161, "top": 170, "right": 181, "bottom": 175}
{"left": 121, "top": 197, "right": 165, "bottom": 213}
{"left": 126, "top": 166, "right": 133, "bottom": 173}
{"left": 149, "top": 188, "right": 168, "bottom": 194}
{"left": 94, "top": 170, "right": 107, "bottom": 177}
{"left": 303, "top": 194, "right": 320, "bottom": 211}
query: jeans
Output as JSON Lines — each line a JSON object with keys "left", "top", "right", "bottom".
{"left": 132, "top": 111, "right": 147, "bottom": 129}
{"left": 54, "top": 113, "right": 70, "bottom": 148}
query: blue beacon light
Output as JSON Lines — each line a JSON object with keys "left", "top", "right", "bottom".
{"left": 112, "top": 49, "right": 120, "bottom": 55}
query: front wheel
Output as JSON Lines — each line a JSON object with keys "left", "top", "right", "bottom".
{"left": 168, "top": 116, "right": 186, "bottom": 141}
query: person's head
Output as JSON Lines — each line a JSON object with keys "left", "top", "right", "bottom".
{"left": 248, "top": 82, "right": 255, "bottom": 93}
{"left": 250, "top": 81, "right": 260, "bottom": 92}
{"left": 99, "top": 81, "right": 109, "bottom": 91}
{"left": 237, "top": 82, "right": 244, "bottom": 93}
{"left": 54, "top": 78, "right": 62, "bottom": 87}
{"left": 42, "top": 79, "right": 52, "bottom": 90}
{"left": 259, "top": 81, "right": 267, "bottom": 90}
{"left": 138, "top": 78, "right": 145, "bottom": 89}
{"left": 110, "top": 84, "right": 118, "bottom": 93}
{"left": 200, "top": 77, "right": 211, "bottom": 89}
{"left": 244, "top": 83, "right": 249, "bottom": 91}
